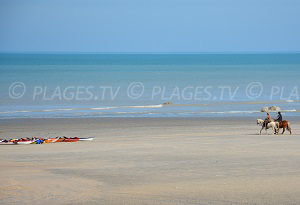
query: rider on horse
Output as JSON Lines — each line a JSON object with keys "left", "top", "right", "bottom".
{"left": 275, "top": 111, "right": 282, "bottom": 122}
{"left": 264, "top": 112, "right": 273, "bottom": 127}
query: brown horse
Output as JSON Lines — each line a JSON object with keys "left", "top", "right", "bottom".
{"left": 276, "top": 121, "right": 292, "bottom": 134}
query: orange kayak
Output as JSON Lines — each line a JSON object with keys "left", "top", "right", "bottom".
{"left": 44, "top": 139, "right": 52, "bottom": 143}
{"left": 44, "top": 138, "right": 58, "bottom": 143}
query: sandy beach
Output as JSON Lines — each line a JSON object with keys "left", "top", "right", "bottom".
{"left": 0, "top": 117, "right": 299, "bottom": 204}
{"left": 2, "top": 0, "right": 300, "bottom": 204}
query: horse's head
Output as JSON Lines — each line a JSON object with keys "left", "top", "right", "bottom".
{"left": 257, "top": 119, "right": 264, "bottom": 125}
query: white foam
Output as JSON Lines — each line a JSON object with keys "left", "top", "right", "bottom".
{"left": 0, "top": 110, "right": 31, "bottom": 114}
{"left": 125, "top": 105, "right": 163, "bottom": 108}
{"left": 91, "top": 107, "right": 117, "bottom": 110}
{"left": 0, "top": 111, "right": 12, "bottom": 114}
{"left": 204, "top": 111, "right": 226, "bottom": 114}
{"left": 286, "top": 100, "right": 294, "bottom": 103}
{"left": 282, "top": 109, "right": 296, "bottom": 112}
{"left": 228, "top": 110, "right": 257, "bottom": 114}
{"left": 204, "top": 110, "right": 257, "bottom": 114}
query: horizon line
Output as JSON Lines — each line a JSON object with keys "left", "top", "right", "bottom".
{"left": 0, "top": 51, "right": 300, "bottom": 55}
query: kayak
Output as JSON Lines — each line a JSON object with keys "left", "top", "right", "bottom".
{"left": 51, "top": 138, "right": 58, "bottom": 143}
{"left": 17, "top": 141, "right": 32, "bottom": 145}
{"left": 78, "top": 137, "right": 94, "bottom": 141}
{"left": 44, "top": 139, "right": 52, "bottom": 143}
{"left": 44, "top": 138, "right": 58, "bottom": 143}
{"left": 56, "top": 138, "right": 79, "bottom": 142}
{"left": 63, "top": 139, "right": 79, "bottom": 142}
{"left": 0, "top": 142, "right": 15, "bottom": 145}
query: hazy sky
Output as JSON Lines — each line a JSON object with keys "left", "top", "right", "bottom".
{"left": 1, "top": 0, "right": 299, "bottom": 53}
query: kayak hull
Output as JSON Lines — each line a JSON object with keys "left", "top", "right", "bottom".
{"left": 63, "top": 139, "right": 79, "bottom": 142}
{"left": 0, "top": 142, "right": 15, "bottom": 145}
{"left": 78, "top": 137, "right": 94, "bottom": 141}
{"left": 44, "top": 138, "right": 57, "bottom": 143}
{"left": 56, "top": 138, "right": 79, "bottom": 142}
{"left": 17, "top": 141, "right": 32, "bottom": 145}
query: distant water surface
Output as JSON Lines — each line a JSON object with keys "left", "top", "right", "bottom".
{"left": 0, "top": 53, "right": 299, "bottom": 118}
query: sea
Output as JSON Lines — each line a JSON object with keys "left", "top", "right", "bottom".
{"left": 0, "top": 53, "right": 299, "bottom": 119}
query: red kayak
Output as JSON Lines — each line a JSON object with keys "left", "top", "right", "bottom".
{"left": 63, "top": 139, "right": 79, "bottom": 142}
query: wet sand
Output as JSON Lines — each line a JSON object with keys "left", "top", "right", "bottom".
{"left": 0, "top": 117, "right": 300, "bottom": 204}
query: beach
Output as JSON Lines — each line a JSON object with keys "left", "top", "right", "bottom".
{"left": 1, "top": 117, "right": 300, "bottom": 204}
{"left": 2, "top": 0, "right": 300, "bottom": 204}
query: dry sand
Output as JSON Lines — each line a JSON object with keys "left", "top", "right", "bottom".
{"left": 0, "top": 117, "right": 300, "bottom": 205}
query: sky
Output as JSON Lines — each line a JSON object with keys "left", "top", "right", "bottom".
{"left": 0, "top": 0, "right": 300, "bottom": 53}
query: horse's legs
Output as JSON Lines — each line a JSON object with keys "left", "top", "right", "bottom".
{"left": 282, "top": 127, "right": 285, "bottom": 134}
{"left": 288, "top": 124, "right": 292, "bottom": 134}
{"left": 260, "top": 127, "right": 264, "bottom": 135}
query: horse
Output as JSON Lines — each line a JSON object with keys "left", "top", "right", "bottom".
{"left": 275, "top": 121, "right": 292, "bottom": 134}
{"left": 257, "top": 119, "right": 277, "bottom": 135}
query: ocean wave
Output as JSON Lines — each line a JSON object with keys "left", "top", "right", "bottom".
{"left": 124, "top": 104, "right": 163, "bottom": 108}
{"left": 116, "top": 112, "right": 139, "bottom": 114}
{"left": 203, "top": 110, "right": 258, "bottom": 114}
{"left": 228, "top": 110, "right": 259, "bottom": 114}
{"left": 282, "top": 109, "right": 297, "bottom": 112}
{"left": 90, "top": 107, "right": 117, "bottom": 110}
{"left": 0, "top": 110, "right": 32, "bottom": 114}
{"left": 0, "top": 111, "right": 13, "bottom": 114}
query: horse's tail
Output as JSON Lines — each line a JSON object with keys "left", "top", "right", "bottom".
{"left": 287, "top": 122, "right": 292, "bottom": 134}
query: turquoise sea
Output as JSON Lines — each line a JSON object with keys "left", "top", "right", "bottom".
{"left": 0, "top": 53, "right": 299, "bottom": 118}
